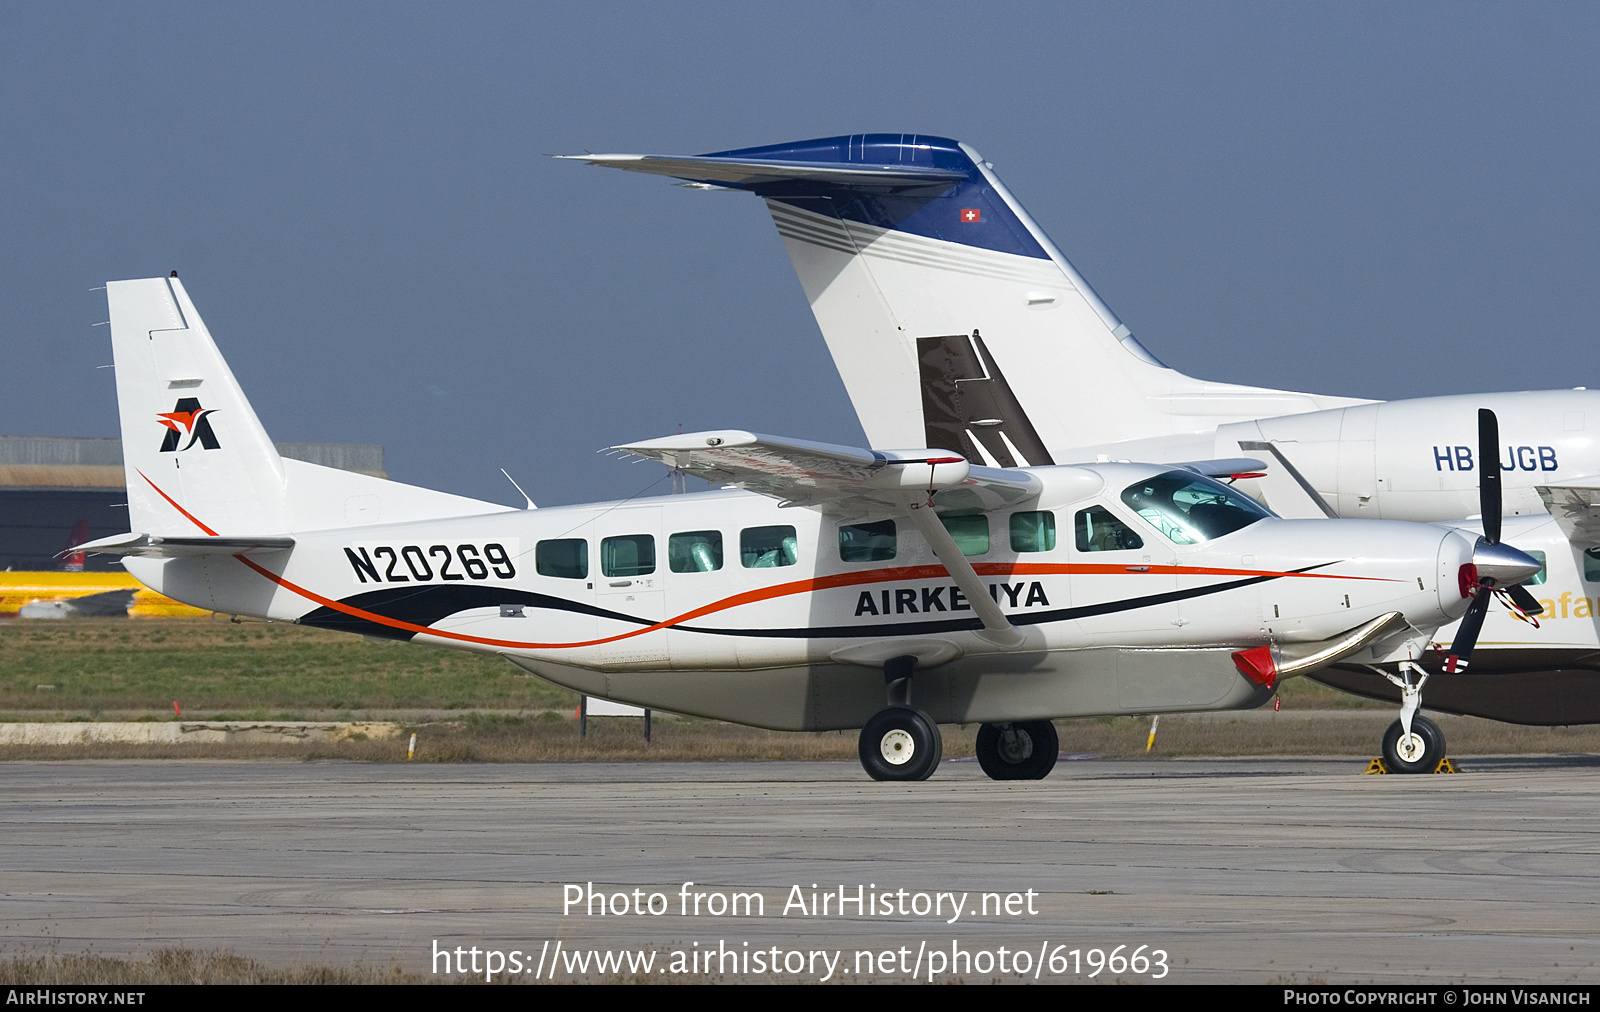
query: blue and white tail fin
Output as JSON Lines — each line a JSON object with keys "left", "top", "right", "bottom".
{"left": 107, "top": 276, "right": 509, "bottom": 539}
{"left": 570, "top": 135, "right": 1364, "bottom": 464}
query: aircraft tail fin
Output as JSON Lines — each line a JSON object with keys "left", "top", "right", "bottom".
{"left": 571, "top": 135, "right": 1362, "bottom": 461}
{"left": 106, "top": 277, "right": 508, "bottom": 538}
{"left": 109, "top": 276, "right": 291, "bottom": 536}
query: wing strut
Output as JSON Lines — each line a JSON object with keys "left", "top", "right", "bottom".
{"left": 901, "top": 499, "right": 1024, "bottom": 647}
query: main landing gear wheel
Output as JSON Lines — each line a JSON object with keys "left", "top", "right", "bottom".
{"left": 859, "top": 706, "right": 942, "bottom": 782}
{"left": 1382, "top": 715, "right": 1446, "bottom": 774}
{"left": 975, "top": 721, "right": 1060, "bottom": 781}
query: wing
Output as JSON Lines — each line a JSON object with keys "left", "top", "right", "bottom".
{"left": 611, "top": 429, "right": 1042, "bottom": 518}
{"left": 1538, "top": 478, "right": 1600, "bottom": 546}
{"left": 1168, "top": 456, "right": 1272, "bottom": 481}
{"left": 68, "top": 532, "right": 295, "bottom": 558}
{"left": 613, "top": 429, "right": 1055, "bottom": 644}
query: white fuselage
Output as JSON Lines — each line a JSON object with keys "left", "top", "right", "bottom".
{"left": 1065, "top": 391, "right": 1600, "bottom": 523}
{"left": 126, "top": 463, "right": 1473, "bottom": 731}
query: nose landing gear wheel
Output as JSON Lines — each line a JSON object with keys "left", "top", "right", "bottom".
{"left": 858, "top": 706, "right": 942, "bottom": 781}
{"left": 1382, "top": 715, "right": 1446, "bottom": 773}
{"left": 975, "top": 720, "right": 1060, "bottom": 780}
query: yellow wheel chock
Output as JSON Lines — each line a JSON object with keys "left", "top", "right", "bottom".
{"left": 1363, "top": 756, "right": 1459, "bottom": 774}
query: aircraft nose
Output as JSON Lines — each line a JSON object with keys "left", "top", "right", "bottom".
{"left": 1473, "top": 539, "right": 1543, "bottom": 587}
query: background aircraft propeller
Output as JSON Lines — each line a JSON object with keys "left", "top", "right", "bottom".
{"left": 1445, "top": 409, "right": 1545, "bottom": 672}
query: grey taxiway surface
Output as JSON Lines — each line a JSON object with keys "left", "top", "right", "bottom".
{"left": 3, "top": 758, "right": 1598, "bottom": 983}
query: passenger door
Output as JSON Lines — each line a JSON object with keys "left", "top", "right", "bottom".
{"left": 593, "top": 506, "right": 666, "bottom": 668}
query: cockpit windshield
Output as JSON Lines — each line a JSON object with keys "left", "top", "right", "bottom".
{"left": 1119, "top": 471, "right": 1273, "bottom": 545}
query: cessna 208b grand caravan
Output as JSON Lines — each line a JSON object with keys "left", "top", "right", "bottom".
{"left": 571, "top": 134, "right": 1600, "bottom": 724}
{"left": 77, "top": 276, "right": 1538, "bottom": 779}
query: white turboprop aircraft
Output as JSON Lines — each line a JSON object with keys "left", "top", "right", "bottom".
{"left": 76, "top": 276, "right": 1538, "bottom": 779}
{"left": 570, "top": 134, "right": 1600, "bottom": 725}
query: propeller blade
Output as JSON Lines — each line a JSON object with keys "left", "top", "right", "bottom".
{"left": 1506, "top": 583, "right": 1545, "bottom": 617}
{"left": 1444, "top": 587, "right": 1492, "bottom": 673}
{"left": 1478, "top": 407, "right": 1501, "bottom": 545}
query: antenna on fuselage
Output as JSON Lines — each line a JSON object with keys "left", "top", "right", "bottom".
{"left": 499, "top": 468, "right": 537, "bottom": 509}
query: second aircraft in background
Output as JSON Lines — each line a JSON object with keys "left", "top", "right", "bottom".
{"left": 572, "top": 134, "right": 1600, "bottom": 723}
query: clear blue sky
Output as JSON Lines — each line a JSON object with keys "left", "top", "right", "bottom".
{"left": 3, "top": 2, "right": 1596, "bottom": 505}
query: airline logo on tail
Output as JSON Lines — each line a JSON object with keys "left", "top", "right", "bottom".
{"left": 156, "top": 397, "right": 220, "bottom": 452}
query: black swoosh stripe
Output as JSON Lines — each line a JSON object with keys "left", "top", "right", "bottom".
{"left": 297, "top": 566, "right": 1321, "bottom": 643}
{"left": 297, "top": 586, "right": 653, "bottom": 641}
{"left": 677, "top": 571, "right": 1287, "bottom": 639}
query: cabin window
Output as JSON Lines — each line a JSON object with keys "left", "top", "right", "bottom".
{"left": 1074, "top": 506, "right": 1144, "bottom": 552}
{"left": 535, "top": 538, "right": 588, "bottom": 579}
{"left": 839, "top": 520, "right": 896, "bottom": 562}
{"left": 1521, "top": 550, "right": 1547, "bottom": 586}
{"left": 601, "top": 534, "right": 656, "bottom": 577}
{"left": 1585, "top": 548, "right": 1600, "bottom": 583}
{"left": 742, "top": 525, "right": 798, "bottom": 568}
{"left": 939, "top": 511, "right": 989, "bottom": 556}
{"left": 1120, "top": 471, "right": 1271, "bottom": 545}
{"left": 1010, "top": 511, "right": 1056, "bottom": 553}
{"left": 669, "top": 530, "right": 723, "bottom": 573}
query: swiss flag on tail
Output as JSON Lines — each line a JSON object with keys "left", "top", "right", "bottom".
{"left": 960, "top": 208, "right": 981, "bottom": 222}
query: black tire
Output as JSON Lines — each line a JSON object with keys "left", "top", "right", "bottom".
{"left": 858, "top": 707, "right": 942, "bottom": 782}
{"left": 975, "top": 721, "right": 1060, "bottom": 781}
{"left": 1382, "top": 715, "right": 1446, "bottom": 774}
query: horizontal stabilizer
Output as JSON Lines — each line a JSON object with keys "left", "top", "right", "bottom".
{"left": 558, "top": 153, "right": 966, "bottom": 190}
{"left": 1538, "top": 477, "right": 1600, "bottom": 545}
{"left": 70, "top": 532, "right": 295, "bottom": 558}
{"left": 611, "top": 429, "right": 1042, "bottom": 516}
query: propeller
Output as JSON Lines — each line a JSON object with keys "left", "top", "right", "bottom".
{"left": 1444, "top": 409, "right": 1546, "bottom": 673}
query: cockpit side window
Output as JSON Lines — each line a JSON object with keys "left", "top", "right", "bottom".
{"left": 1119, "top": 471, "right": 1271, "bottom": 545}
{"left": 1074, "top": 506, "right": 1144, "bottom": 552}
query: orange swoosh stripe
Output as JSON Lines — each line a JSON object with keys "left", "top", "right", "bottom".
{"left": 142, "top": 473, "right": 1401, "bottom": 652}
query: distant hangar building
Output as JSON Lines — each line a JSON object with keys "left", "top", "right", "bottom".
{"left": 0, "top": 435, "right": 384, "bottom": 571}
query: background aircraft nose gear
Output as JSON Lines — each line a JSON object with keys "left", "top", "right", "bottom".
{"left": 975, "top": 721, "right": 1059, "bottom": 780}
{"left": 1381, "top": 714, "right": 1446, "bottom": 773}
{"left": 1371, "top": 409, "right": 1545, "bottom": 771}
